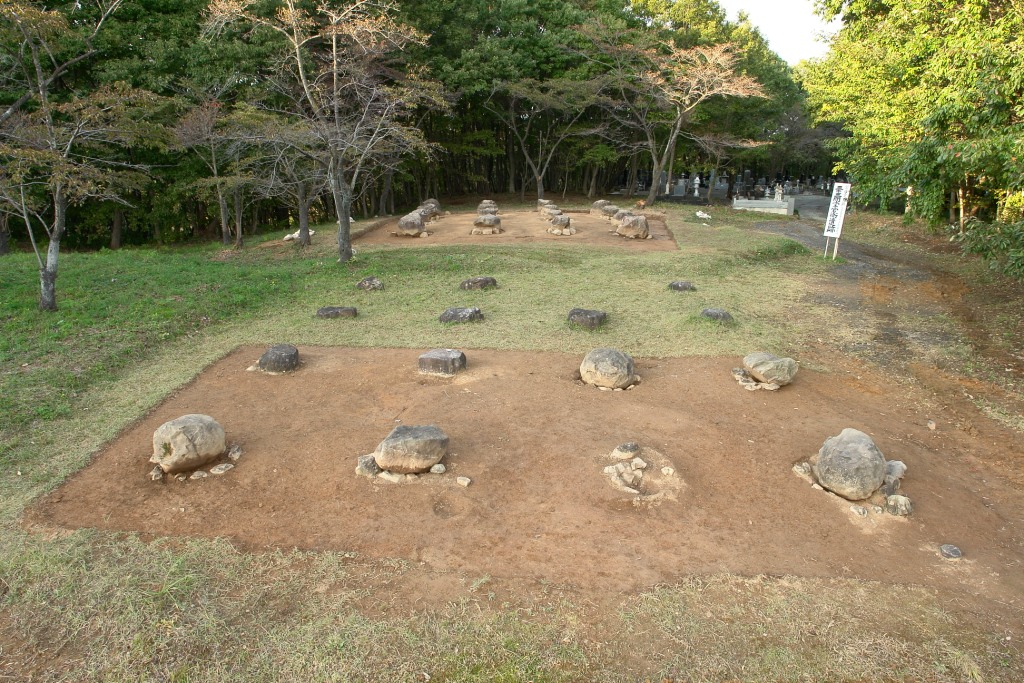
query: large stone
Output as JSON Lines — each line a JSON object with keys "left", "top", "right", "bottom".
{"left": 356, "top": 276, "right": 384, "bottom": 291}
{"left": 316, "top": 306, "right": 357, "bottom": 319}
{"left": 151, "top": 414, "right": 226, "bottom": 474}
{"left": 398, "top": 212, "right": 425, "bottom": 236}
{"left": 478, "top": 206, "right": 499, "bottom": 216}
{"left": 258, "top": 344, "right": 300, "bottom": 372}
{"left": 479, "top": 200, "right": 497, "bottom": 210}
{"left": 473, "top": 214, "right": 501, "bottom": 228}
{"left": 460, "top": 276, "right": 498, "bottom": 290}
{"left": 669, "top": 281, "right": 697, "bottom": 291}
{"left": 542, "top": 207, "right": 562, "bottom": 220}
{"left": 601, "top": 205, "right": 620, "bottom": 218}
{"left": 616, "top": 215, "right": 649, "bottom": 239}
{"left": 418, "top": 199, "right": 441, "bottom": 218}
{"left": 419, "top": 349, "right": 467, "bottom": 376}
{"left": 550, "top": 214, "right": 571, "bottom": 228}
{"left": 812, "top": 428, "right": 887, "bottom": 501}
{"left": 700, "top": 308, "right": 734, "bottom": 323}
{"left": 373, "top": 425, "right": 449, "bottom": 474}
{"left": 613, "top": 209, "right": 633, "bottom": 222}
{"left": 568, "top": 308, "right": 607, "bottom": 330}
{"left": 538, "top": 199, "right": 554, "bottom": 209}
{"left": 580, "top": 348, "right": 636, "bottom": 389}
{"left": 440, "top": 307, "right": 484, "bottom": 323}
{"left": 743, "top": 352, "right": 798, "bottom": 386}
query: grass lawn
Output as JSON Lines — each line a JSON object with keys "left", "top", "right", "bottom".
{"left": 1, "top": 201, "right": 1021, "bottom": 681}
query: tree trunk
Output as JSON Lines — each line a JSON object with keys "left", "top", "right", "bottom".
{"left": 0, "top": 213, "right": 10, "bottom": 255}
{"left": 379, "top": 171, "right": 393, "bottom": 216}
{"left": 587, "top": 165, "right": 598, "bottom": 199}
{"left": 233, "top": 186, "right": 244, "bottom": 248}
{"left": 626, "top": 153, "right": 638, "bottom": 198}
{"left": 216, "top": 185, "right": 230, "bottom": 245}
{"left": 297, "top": 191, "right": 312, "bottom": 247}
{"left": 536, "top": 173, "right": 545, "bottom": 200}
{"left": 110, "top": 207, "right": 123, "bottom": 250}
{"left": 645, "top": 156, "right": 665, "bottom": 206}
{"left": 330, "top": 171, "right": 354, "bottom": 261}
{"left": 39, "top": 186, "right": 66, "bottom": 311}
{"left": 958, "top": 182, "right": 966, "bottom": 234}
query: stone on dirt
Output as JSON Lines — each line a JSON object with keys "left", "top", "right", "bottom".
{"left": 149, "top": 466, "right": 164, "bottom": 482}
{"left": 356, "top": 454, "right": 382, "bottom": 478}
{"left": 357, "top": 276, "right": 384, "bottom": 291}
{"left": 601, "top": 205, "right": 620, "bottom": 218}
{"left": 473, "top": 214, "right": 501, "bottom": 228}
{"left": 616, "top": 215, "right": 649, "bottom": 239}
{"left": 811, "top": 428, "right": 887, "bottom": 501}
{"left": 430, "top": 463, "right": 446, "bottom": 474}
{"left": 939, "top": 544, "right": 962, "bottom": 559}
{"left": 316, "top": 306, "right": 357, "bottom": 319}
{"left": 611, "top": 442, "right": 641, "bottom": 460}
{"left": 885, "top": 494, "right": 913, "bottom": 516}
{"left": 419, "top": 349, "right": 467, "bottom": 376}
{"left": 743, "top": 352, "right": 798, "bottom": 386}
{"left": 210, "top": 463, "right": 234, "bottom": 475}
{"left": 457, "top": 476, "right": 472, "bottom": 487}
{"left": 373, "top": 425, "right": 449, "bottom": 474}
{"left": 439, "top": 307, "right": 484, "bottom": 324}
{"left": 151, "top": 414, "right": 227, "bottom": 474}
{"left": 580, "top": 348, "right": 636, "bottom": 389}
{"left": 398, "top": 211, "right": 425, "bottom": 236}
{"left": 568, "top": 308, "right": 607, "bottom": 330}
{"left": 258, "top": 344, "right": 300, "bottom": 372}
{"left": 460, "top": 276, "right": 498, "bottom": 290}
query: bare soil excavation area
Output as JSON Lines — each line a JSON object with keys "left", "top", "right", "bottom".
{"left": 30, "top": 346, "right": 1024, "bottom": 613}
{"left": 353, "top": 208, "right": 680, "bottom": 250}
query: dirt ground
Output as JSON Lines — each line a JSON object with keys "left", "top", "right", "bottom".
{"left": 353, "top": 208, "right": 679, "bottom": 250}
{"left": 29, "top": 345, "right": 1024, "bottom": 617}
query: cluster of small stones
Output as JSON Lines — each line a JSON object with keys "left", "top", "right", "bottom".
{"left": 602, "top": 442, "right": 649, "bottom": 494}
{"left": 591, "top": 200, "right": 651, "bottom": 239}
{"left": 793, "top": 428, "right": 913, "bottom": 517}
{"left": 732, "top": 352, "right": 799, "bottom": 392}
{"left": 355, "top": 425, "right": 470, "bottom": 487}
{"left": 472, "top": 200, "right": 504, "bottom": 235}
{"left": 397, "top": 199, "right": 442, "bottom": 237}
{"left": 538, "top": 199, "right": 577, "bottom": 236}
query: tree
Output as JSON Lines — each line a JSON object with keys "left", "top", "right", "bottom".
{"left": 593, "top": 25, "right": 765, "bottom": 205}
{"left": 485, "top": 77, "right": 603, "bottom": 199}
{"left": 0, "top": 1, "right": 157, "bottom": 310}
{"left": 206, "top": 0, "right": 439, "bottom": 262}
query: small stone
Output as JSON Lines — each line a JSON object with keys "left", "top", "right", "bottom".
{"left": 457, "top": 476, "right": 472, "bottom": 487}
{"left": 700, "top": 308, "right": 734, "bottom": 323}
{"left": 430, "top": 463, "right": 446, "bottom": 474}
{"left": 174, "top": 474, "right": 187, "bottom": 482}
{"left": 927, "top": 420, "right": 936, "bottom": 431}
{"left": 419, "top": 349, "right": 467, "bottom": 376}
{"left": 793, "top": 462, "right": 812, "bottom": 477}
{"left": 567, "top": 308, "right": 607, "bottom": 331}
{"left": 811, "top": 483, "right": 823, "bottom": 490}
{"left": 460, "top": 276, "right": 498, "bottom": 291}
{"left": 356, "top": 454, "right": 383, "bottom": 478}
{"left": 598, "top": 386, "right": 611, "bottom": 391}
{"left": 612, "top": 442, "right": 641, "bottom": 459}
{"left": 851, "top": 505, "right": 868, "bottom": 517}
{"left": 620, "top": 470, "right": 638, "bottom": 485}
{"left": 614, "top": 462, "right": 629, "bottom": 473}
{"left": 879, "top": 479, "right": 900, "bottom": 497}
{"left": 227, "top": 444, "right": 243, "bottom": 461}
{"left": 258, "top": 344, "right": 300, "bottom": 372}
{"left": 885, "top": 494, "right": 913, "bottom": 516}
{"left": 872, "top": 505, "right": 884, "bottom": 514}
{"left": 668, "top": 281, "right": 696, "bottom": 291}
{"left": 419, "top": 231, "right": 429, "bottom": 238}
{"left": 630, "top": 457, "right": 648, "bottom": 470}
{"left": 210, "top": 463, "right": 234, "bottom": 475}
{"left": 357, "top": 276, "right": 385, "bottom": 291}
{"left": 406, "top": 474, "right": 419, "bottom": 481}
{"left": 316, "top": 306, "right": 357, "bottom": 319}
{"left": 603, "top": 465, "right": 617, "bottom": 475}
{"left": 439, "top": 307, "right": 484, "bottom": 324}
{"left": 885, "top": 460, "right": 907, "bottom": 480}
{"left": 939, "top": 544, "right": 962, "bottom": 559}
{"left": 190, "top": 471, "right": 209, "bottom": 480}
{"left": 661, "top": 467, "right": 674, "bottom": 476}
{"left": 149, "top": 466, "right": 164, "bottom": 482}
{"left": 379, "top": 471, "right": 404, "bottom": 483}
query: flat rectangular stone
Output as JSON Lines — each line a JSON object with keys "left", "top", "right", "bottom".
{"left": 418, "top": 349, "right": 467, "bottom": 375}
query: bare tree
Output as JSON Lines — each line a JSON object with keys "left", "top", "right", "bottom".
{"left": 176, "top": 100, "right": 236, "bottom": 246}
{"left": 485, "top": 78, "right": 603, "bottom": 200}
{"left": 206, "top": 0, "right": 440, "bottom": 262}
{"left": 0, "top": 1, "right": 158, "bottom": 310}
{"left": 592, "top": 27, "right": 765, "bottom": 206}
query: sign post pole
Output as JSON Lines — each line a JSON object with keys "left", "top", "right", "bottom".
{"left": 823, "top": 182, "right": 852, "bottom": 260}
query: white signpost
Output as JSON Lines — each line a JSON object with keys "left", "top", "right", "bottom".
{"left": 823, "top": 182, "right": 852, "bottom": 259}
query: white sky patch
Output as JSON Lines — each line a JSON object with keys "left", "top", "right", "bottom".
{"left": 716, "top": 0, "right": 841, "bottom": 65}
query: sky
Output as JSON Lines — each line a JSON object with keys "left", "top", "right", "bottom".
{"left": 715, "top": 0, "right": 842, "bottom": 65}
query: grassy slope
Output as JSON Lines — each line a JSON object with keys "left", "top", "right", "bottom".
{"left": 0, "top": 203, "right": 1019, "bottom": 681}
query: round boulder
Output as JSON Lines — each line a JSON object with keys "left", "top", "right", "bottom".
{"left": 151, "top": 414, "right": 226, "bottom": 474}
{"left": 811, "top": 428, "right": 886, "bottom": 501}
{"left": 258, "top": 344, "right": 300, "bottom": 372}
{"left": 373, "top": 425, "right": 449, "bottom": 474}
{"left": 743, "top": 352, "right": 798, "bottom": 386}
{"left": 580, "top": 348, "right": 636, "bottom": 389}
